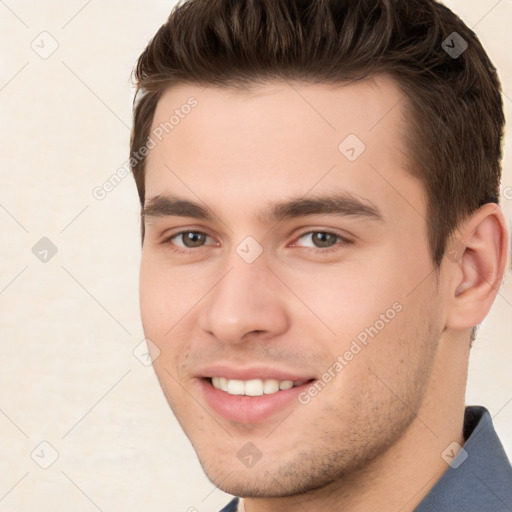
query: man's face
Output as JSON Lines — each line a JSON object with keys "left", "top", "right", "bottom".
{"left": 139, "top": 78, "right": 447, "bottom": 497}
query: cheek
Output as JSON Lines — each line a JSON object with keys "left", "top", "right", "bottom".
{"left": 139, "top": 258, "right": 191, "bottom": 397}
{"left": 139, "top": 257, "right": 166, "bottom": 335}
{"left": 139, "top": 253, "right": 199, "bottom": 336}
{"left": 283, "top": 252, "right": 439, "bottom": 405}
{"left": 139, "top": 254, "right": 213, "bottom": 381}
{"left": 281, "top": 258, "right": 403, "bottom": 342}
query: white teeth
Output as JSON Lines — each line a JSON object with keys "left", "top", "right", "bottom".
{"left": 227, "top": 379, "right": 245, "bottom": 395}
{"left": 219, "top": 377, "right": 229, "bottom": 392}
{"left": 279, "top": 380, "right": 294, "bottom": 390}
{"left": 245, "top": 379, "right": 264, "bottom": 396}
{"left": 263, "top": 379, "right": 280, "bottom": 394}
{"left": 211, "top": 377, "right": 303, "bottom": 396}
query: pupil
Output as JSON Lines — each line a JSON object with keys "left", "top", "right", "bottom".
{"left": 184, "top": 232, "right": 205, "bottom": 247}
{"left": 313, "top": 232, "right": 335, "bottom": 248}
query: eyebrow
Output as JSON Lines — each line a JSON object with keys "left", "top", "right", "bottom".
{"left": 142, "top": 193, "right": 384, "bottom": 224}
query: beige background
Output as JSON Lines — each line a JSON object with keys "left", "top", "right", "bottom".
{"left": 0, "top": 1, "right": 511, "bottom": 510}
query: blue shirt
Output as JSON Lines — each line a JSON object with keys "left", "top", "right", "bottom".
{"left": 219, "top": 405, "right": 512, "bottom": 511}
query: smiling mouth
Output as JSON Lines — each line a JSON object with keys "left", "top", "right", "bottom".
{"left": 208, "top": 377, "right": 312, "bottom": 397}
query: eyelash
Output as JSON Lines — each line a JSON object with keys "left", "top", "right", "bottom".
{"left": 162, "top": 229, "right": 352, "bottom": 255}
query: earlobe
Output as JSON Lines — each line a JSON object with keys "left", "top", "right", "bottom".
{"left": 445, "top": 203, "right": 510, "bottom": 331}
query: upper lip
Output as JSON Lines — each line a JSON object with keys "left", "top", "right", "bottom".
{"left": 197, "top": 364, "right": 316, "bottom": 382}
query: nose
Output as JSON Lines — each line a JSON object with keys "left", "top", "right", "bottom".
{"left": 198, "top": 258, "right": 291, "bottom": 345}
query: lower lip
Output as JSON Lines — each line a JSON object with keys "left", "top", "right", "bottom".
{"left": 200, "top": 379, "right": 314, "bottom": 424}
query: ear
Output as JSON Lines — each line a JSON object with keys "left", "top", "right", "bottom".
{"left": 445, "top": 203, "right": 510, "bottom": 331}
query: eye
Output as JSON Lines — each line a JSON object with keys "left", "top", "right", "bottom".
{"left": 162, "top": 229, "right": 350, "bottom": 255}
{"left": 165, "top": 230, "right": 216, "bottom": 250}
{"left": 293, "top": 230, "right": 350, "bottom": 251}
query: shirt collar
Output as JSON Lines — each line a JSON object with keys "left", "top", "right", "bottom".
{"left": 414, "top": 405, "right": 512, "bottom": 511}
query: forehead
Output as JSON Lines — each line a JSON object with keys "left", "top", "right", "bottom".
{"left": 144, "top": 77, "right": 425, "bottom": 225}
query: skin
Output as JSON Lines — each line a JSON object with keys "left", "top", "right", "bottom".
{"left": 139, "top": 77, "right": 509, "bottom": 512}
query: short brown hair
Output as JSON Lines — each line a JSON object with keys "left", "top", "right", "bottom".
{"left": 130, "top": 0, "right": 504, "bottom": 267}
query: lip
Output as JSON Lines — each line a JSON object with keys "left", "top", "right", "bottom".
{"left": 197, "top": 364, "right": 315, "bottom": 382}
{"left": 196, "top": 364, "right": 316, "bottom": 424}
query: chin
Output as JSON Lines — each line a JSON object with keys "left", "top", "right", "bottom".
{"left": 195, "top": 446, "right": 350, "bottom": 500}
